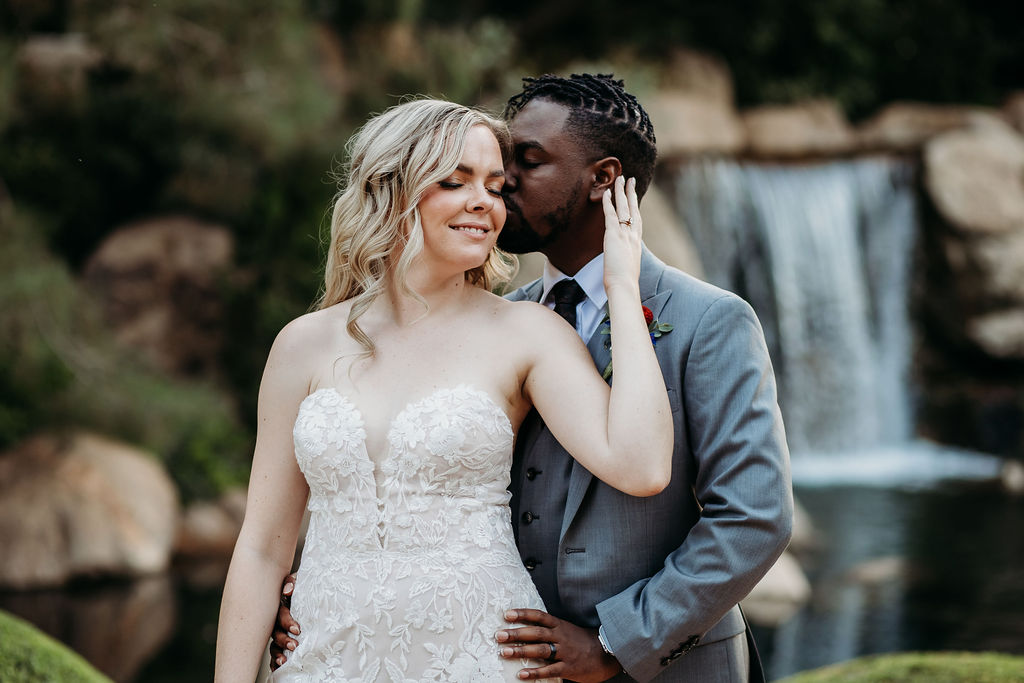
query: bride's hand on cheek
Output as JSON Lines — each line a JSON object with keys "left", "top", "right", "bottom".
{"left": 602, "top": 175, "right": 643, "bottom": 291}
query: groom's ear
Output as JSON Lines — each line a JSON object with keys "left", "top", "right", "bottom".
{"left": 588, "top": 157, "right": 622, "bottom": 202}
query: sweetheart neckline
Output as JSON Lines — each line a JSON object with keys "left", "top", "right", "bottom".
{"left": 301, "top": 383, "right": 514, "bottom": 446}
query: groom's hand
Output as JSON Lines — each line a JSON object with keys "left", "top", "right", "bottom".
{"left": 268, "top": 572, "right": 300, "bottom": 671}
{"left": 496, "top": 608, "right": 623, "bottom": 682}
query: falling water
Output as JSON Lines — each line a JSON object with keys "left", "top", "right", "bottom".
{"left": 670, "top": 157, "right": 1002, "bottom": 485}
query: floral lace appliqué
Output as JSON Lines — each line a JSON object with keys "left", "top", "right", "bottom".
{"left": 273, "top": 385, "right": 558, "bottom": 682}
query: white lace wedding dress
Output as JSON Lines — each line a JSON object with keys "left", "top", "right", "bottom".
{"left": 270, "top": 384, "right": 558, "bottom": 682}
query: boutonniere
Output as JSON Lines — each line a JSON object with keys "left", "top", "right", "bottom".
{"left": 600, "top": 305, "right": 673, "bottom": 379}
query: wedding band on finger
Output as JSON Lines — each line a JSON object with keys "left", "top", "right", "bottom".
{"left": 547, "top": 643, "right": 557, "bottom": 660}
{"left": 618, "top": 218, "right": 632, "bottom": 227}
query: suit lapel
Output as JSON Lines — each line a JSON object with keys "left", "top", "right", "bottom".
{"left": 561, "top": 248, "right": 672, "bottom": 538}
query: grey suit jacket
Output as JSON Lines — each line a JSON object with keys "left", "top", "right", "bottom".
{"left": 507, "top": 248, "right": 793, "bottom": 682}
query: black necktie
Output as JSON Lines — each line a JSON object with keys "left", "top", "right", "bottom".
{"left": 549, "top": 279, "right": 586, "bottom": 330}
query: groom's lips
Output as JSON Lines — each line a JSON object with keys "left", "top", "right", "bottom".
{"left": 502, "top": 194, "right": 522, "bottom": 215}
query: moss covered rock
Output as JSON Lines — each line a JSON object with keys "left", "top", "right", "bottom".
{"left": 780, "top": 651, "right": 1024, "bottom": 683}
{"left": 0, "top": 609, "right": 111, "bottom": 682}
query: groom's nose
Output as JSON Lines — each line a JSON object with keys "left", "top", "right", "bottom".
{"left": 502, "top": 160, "right": 519, "bottom": 193}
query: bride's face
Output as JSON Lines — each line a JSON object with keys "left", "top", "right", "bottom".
{"left": 416, "top": 125, "right": 506, "bottom": 274}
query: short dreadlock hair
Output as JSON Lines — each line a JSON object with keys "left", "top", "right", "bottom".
{"left": 504, "top": 73, "right": 657, "bottom": 198}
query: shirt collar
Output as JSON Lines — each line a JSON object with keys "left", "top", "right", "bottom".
{"left": 539, "top": 253, "right": 608, "bottom": 311}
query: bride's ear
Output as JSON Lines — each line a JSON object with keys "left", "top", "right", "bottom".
{"left": 588, "top": 157, "right": 622, "bottom": 202}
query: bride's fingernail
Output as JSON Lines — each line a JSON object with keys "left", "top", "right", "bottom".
{"left": 502, "top": 647, "right": 514, "bottom": 657}
{"left": 290, "top": 626, "right": 300, "bottom": 635}
{"left": 284, "top": 583, "right": 294, "bottom": 594}
{"left": 504, "top": 610, "right": 517, "bottom": 619}
{"left": 495, "top": 630, "right": 508, "bottom": 641}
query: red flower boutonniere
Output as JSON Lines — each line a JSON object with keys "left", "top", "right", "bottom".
{"left": 600, "top": 305, "right": 673, "bottom": 379}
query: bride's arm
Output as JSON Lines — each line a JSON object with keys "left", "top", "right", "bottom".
{"left": 215, "top": 322, "right": 311, "bottom": 682}
{"left": 522, "top": 176, "right": 672, "bottom": 496}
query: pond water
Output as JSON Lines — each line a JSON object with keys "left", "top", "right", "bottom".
{"left": 5, "top": 463, "right": 1022, "bottom": 681}
{"left": 756, "top": 470, "right": 1024, "bottom": 680}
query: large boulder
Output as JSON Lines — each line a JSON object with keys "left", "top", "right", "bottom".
{"left": 923, "top": 123, "right": 1024, "bottom": 359}
{"left": 15, "top": 33, "right": 102, "bottom": 110}
{"left": 1005, "top": 92, "right": 1024, "bottom": 134}
{"left": 0, "top": 432, "right": 180, "bottom": 589}
{"left": 742, "top": 551, "right": 811, "bottom": 627}
{"left": 742, "top": 100, "right": 857, "bottom": 158}
{"left": 638, "top": 184, "right": 705, "bottom": 279}
{"left": 647, "top": 91, "right": 746, "bottom": 159}
{"left": 175, "top": 486, "right": 247, "bottom": 557}
{"left": 658, "top": 48, "right": 735, "bottom": 105}
{"left": 924, "top": 122, "right": 1024, "bottom": 235}
{"left": 858, "top": 101, "right": 1007, "bottom": 151}
{"left": 82, "top": 216, "right": 235, "bottom": 377}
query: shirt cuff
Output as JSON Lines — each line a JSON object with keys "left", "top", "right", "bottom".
{"left": 597, "top": 624, "right": 615, "bottom": 656}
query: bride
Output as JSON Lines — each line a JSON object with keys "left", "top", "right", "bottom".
{"left": 214, "top": 99, "right": 672, "bottom": 682}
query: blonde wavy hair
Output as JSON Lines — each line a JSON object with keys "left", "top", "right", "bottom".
{"left": 318, "top": 98, "right": 517, "bottom": 356}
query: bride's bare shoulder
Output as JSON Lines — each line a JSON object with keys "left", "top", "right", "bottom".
{"left": 271, "top": 302, "right": 352, "bottom": 358}
{"left": 489, "top": 295, "right": 576, "bottom": 340}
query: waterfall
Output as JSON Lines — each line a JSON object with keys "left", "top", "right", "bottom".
{"left": 670, "top": 157, "right": 1002, "bottom": 484}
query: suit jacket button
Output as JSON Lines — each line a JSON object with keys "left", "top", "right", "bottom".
{"left": 524, "top": 558, "right": 539, "bottom": 571}
{"left": 521, "top": 511, "right": 538, "bottom": 524}
{"left": 526, "top": 467, "right": 541, "bottom": 480}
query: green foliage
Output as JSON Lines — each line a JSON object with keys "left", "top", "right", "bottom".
{"left": 0, "top": 609, "right": 112, "bottom": 683}
{"left": 780, "top": 651, "right": 1024, "bottom": 683}
{"left": 350, "top": 0, "right": 1023, "bottom": 119}
{"left": 0, "top": 1, "right": 344, "bottom": 265}
{"left": 0, "top": 208, "right": 251, "bottom": 501}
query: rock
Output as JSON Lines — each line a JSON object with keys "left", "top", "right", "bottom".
{"left": 789, "top": 497, "right": 818, "bottom": 554}
{"left": 742, "top": 552, "right": 811, "bottom": 627}
{"left": 1002, "top": 459, "right": 1024, "bottom": 495}
{"left": 953, "top": 231, "right": 1024, "bottom": 303}
{"left": 845, "top": 555, "right": 908, "bottom": 585}
{"left": 924, "top": 123, "right": 1024, "bottom": 235}
{"left": 0, "top": 609, "right": 112, "bottom": 683}
{"left": 0, "top": 432, "right": 180, "bottom": 589}
{"left": 639, "top": 184, "right": 705, "bottom": 278}
{"left": 858, "top": 101, "right": 1007, "bottom": 151}
{"left": 0, "top": 576, "right": 175, "bottom": 682}
{"left": 742, "top": 100, "right": 857, "bottom": 158}
{"left": 15, "top": 33, "right": 102, "bottom": 109}
{"left": 967, "top": 310, "right": 1024, "bottom": 360}
{"left": 646, "top": 91, "right": 746, "bottom": 158}
{"left": 176, "top": 487, "right": 247, "bottom": 557}
{"left": 506, "top": 252, "right": 546, "bottom": 291}
{"left": 658, "top": 48, "right": 735, "bottom": 105}
{"left": 1005, "top": 92, "right": 1024, "bottom": 134}
{"left": 82, "top": 216, "right": 235, "bottom": 377}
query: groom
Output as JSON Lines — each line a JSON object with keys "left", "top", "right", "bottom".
{"left": 272, "top": 74, "right": 793, "bottom": 682}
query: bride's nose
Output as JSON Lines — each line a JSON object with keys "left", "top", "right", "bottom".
{"left": 468, "top": 186, "right": 496, "bottom": 213}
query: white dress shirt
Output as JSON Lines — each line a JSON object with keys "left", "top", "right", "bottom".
{"left": 539, "top": 254, "right": 608, "bottom": 342}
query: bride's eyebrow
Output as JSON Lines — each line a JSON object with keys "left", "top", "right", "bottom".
{"left": 455, "top": 164, "right": 505, "bottom": 179}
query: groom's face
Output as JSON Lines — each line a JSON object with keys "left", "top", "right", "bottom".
{"left": 498, "top": 99, "right": 590, "bottom": 255}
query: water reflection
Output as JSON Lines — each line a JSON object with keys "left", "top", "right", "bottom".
{"left": 0, "top": 575, "right": 177, "bottom": 682}
{"left": 756, "top": 482, "right": 1024, "bottom": 680}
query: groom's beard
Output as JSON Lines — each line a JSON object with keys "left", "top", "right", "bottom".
{"left": 497, "top": 181, "right": 583, "bottom": 254}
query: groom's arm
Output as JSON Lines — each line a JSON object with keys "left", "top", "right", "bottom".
{"left": 595, "top": 294, "right": 793, "bottom": 682}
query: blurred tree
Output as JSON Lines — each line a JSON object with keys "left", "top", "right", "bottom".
{"left": 311, "top": 0, "right": 1023, "bottom": 118}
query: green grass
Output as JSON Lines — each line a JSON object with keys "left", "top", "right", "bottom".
{"left": 779, "top": 651, "right": 1024, "bottom": 683}
{"left": 0, "top": 609, "right": 112, "bottom": 683}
